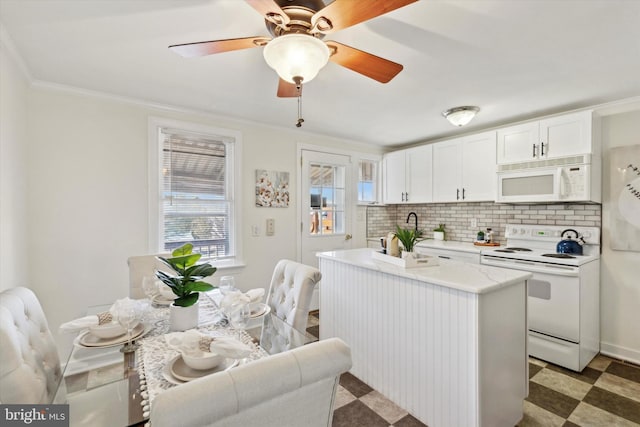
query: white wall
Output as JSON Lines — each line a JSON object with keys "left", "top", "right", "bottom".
{"left": 600, "top": 110, "right": 640, "bottom": 363}
{"left": 0, "top": 37, "right": 29, "bottom": 291}
{"left": 25, "top": 86, "right": 380, "bottom": 352}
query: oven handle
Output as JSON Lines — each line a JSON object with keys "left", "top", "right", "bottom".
{"left": 481, "top": 256, "right": 580, "bottom": 276}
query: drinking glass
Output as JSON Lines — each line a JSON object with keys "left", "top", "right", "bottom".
{"left": 142, "top": 276, "right": 158, "bottom": 301}
{"left": 118, "top": 306, "right": 139, "bottom": 353}
{"left": 219, "top": 276, "right": 238, "bottom": 296}
{"left": 229, "top": 302, "right": 251, "bottom": 363}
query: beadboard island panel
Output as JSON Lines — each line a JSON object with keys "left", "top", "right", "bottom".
{"left": 318, "top": 248, "right": 531, "bottom": 427}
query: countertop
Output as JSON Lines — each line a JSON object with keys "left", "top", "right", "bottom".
{"left": 317, "top": 248, "right": 531, "bottom": 295}
{"left": 368, "top": 237, "right": 485, "bottom": 254}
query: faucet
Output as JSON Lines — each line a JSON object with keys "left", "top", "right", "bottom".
{"left": 406, "top": 212, "right": 418, "bottom": 231}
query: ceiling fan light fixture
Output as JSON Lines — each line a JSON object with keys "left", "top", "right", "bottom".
{"left": 263, "top": 34, "right": 330, "bottom": 84}
{"left": 442, "top": 106, "right": 480, "bottom": 127}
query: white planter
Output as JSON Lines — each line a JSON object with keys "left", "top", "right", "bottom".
{"left": 433, "top": 231, "right": 445, "bottom": 241}
{"left": 170, "top": 301, "right": 199, "bottom": 331}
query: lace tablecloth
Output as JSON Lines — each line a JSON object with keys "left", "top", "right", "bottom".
{"left": 135, "top": 296, "right": 269, "bottom": 420}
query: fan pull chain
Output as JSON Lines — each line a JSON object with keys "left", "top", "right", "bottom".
{"left": 296, "top": 93, "right": 304, "bottom": 128}
{"left": 294, "top": 76, "right": 304, "bottom": 128}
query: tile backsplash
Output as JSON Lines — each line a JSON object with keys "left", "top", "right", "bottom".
{"left": 367, "top": 202, "right": 602, "bottom": 245}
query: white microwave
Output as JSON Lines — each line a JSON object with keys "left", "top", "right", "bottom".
{"left": 497, "top": 159, "right": 601, "bottom": 203}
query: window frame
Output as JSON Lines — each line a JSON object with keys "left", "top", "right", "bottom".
{"left": 356, "top": 155, "right": 382, "bottom": 205}
{"left": 148, "top": 117, "right": 243, "bottom": 269}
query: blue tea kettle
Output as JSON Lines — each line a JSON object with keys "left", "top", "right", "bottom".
{"left": 556, "top": 229, "right": 584, "bottom": 255}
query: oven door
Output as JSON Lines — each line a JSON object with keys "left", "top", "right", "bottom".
{"left": 481, "top": 256, "right": 580, "bottom": 342}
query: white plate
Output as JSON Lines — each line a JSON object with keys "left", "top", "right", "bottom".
{"left": 152, "top": 295, "right": 174, "bottom": 306}
{"left": 165, "top": 355, "right": 238, "bottom": 383}
{"left": 250, "top": 303, "right": 270, "bottom": 318}
{"left": 75, "top": 323, "right": 150, "bottom": 348}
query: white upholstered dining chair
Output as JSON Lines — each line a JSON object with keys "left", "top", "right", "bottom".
{"left": 127, "top": 253, "right": 170, "bottom": 299}
{"left": 266, "top": 259, "right": 321, "bottom": 332}
{"left": 150, "top": 337, "right": 351, "bottom": 427}
{"left": 0, "top": 287, "right": 62, "bottom": 404}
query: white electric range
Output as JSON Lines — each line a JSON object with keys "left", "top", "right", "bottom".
{"left": 481, "top": 224, "right": 600, "bottom": 372}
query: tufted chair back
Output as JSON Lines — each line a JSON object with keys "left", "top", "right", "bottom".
{"left": 0, "top": 287, "right": 62, "bottom": 404}
{"left": 151, "top": 337, "right": 352, "bottom": 427}
{"left": 127, "top": 253, "right": 171, "bottom": 299}
{"left": 266, "top": 259, "right": 321, "bottom": 332}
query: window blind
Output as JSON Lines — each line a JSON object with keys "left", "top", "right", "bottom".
{"left": 161, "top": 128, "right": 232, "bottom": 259}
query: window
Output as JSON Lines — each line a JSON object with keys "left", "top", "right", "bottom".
{"left": 309, "top": 162, "right": 345, "bottom": 235}
{"left": 358, "top": 159, "right": 377, "bottom": 203}
{"left": 149, "top": 118, "right": 242, "bottom": 266}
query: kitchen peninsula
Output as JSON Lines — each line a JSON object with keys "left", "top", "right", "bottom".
{"left": 317, "top": 248, "right": 532, "bottom": 427}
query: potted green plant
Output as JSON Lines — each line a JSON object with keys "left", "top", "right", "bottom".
{"left": 433, "top": 224, "right": 445, "bottom": 241}
{"left": 394, "top": 225, "right": 424, "bottom": 253}
{"left": 156, "top": 243, "right": 217, "bottom": 331}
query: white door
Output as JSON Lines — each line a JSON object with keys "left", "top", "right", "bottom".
{"left": 406, "top": 145, "right": 433, "bottom": 203}
{"left": 433, "top": 140, "right": 461, "bottom": 202}
{"left": 300, "top": 150, "right": 353, "bottom": 310}
{"left": 300, "top": 150, "right": 353, "bottom": 266}
{"left": 383, "top": 150, "right": 406, "bottom": 203}
{"left": 497, "top": 122, "right": 539, "bottom": 164}
{"left": 461, "top": 131, "right": 496, "bottom": 201}
{"left": 539, "top": 111, "right": 592, "bottom": 159}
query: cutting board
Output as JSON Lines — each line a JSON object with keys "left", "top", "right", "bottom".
{"left": 473, "top": 242, "right": 500, "bottom": 246}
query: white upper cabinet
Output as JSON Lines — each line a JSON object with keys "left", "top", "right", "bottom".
{"left": 497, "top": 110, "right": 594, "bottom": 164}
{"left": 433, "top": 131, "right": 496, "bottom": 202}
{"left": 383, "top": 145, "right": 433, "bottom": 204}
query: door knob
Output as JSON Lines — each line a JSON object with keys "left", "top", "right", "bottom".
{"left": 345, "top": 234, "right": 352, "bottom": 240}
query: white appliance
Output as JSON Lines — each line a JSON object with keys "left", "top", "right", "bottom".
{"left": 496, "top": 154, "right": 601, "bottom": 203}
{"left": 480, "top": 224, "right": 600, "bottom": 371}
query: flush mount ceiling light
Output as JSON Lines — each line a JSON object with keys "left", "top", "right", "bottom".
{"left": 263, "top": 34, "right": 330, "bottom": 85}
{"left": 442, "top": 106, "right": 480, "bottom": 127}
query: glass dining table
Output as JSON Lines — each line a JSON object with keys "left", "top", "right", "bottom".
{"left": 53, "top": 290, "right": 316, "bottom": 427}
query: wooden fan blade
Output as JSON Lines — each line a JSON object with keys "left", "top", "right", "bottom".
{"left": 311, "top": 0, "right": 417, "bottom": 34}
{"left": 326, "top": 41, "right": 403, "bottom": 83}
{"left": 245, "top": 0, "right": 290, "bottom": 27}
{"left": 169, "top": 36, "right": 269, "bottom": 58}
{"left": 277, "top": 78, "right": 301, "bottom": 98}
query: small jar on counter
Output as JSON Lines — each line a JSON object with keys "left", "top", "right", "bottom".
{"left": 485, "top": 228, "right": 493, "bottom": 243}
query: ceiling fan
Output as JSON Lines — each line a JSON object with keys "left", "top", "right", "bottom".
{"left": 169, "top": 0, "right": 417, "bottom": 98}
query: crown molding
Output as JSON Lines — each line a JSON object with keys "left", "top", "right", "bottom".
{"left": 0, "top": 21, "right": 33, "bottom": 82}
{"left": 30, "top": 79, "right": 378, "bottom": 149}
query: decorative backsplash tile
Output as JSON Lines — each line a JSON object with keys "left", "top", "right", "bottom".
{"left": 367, "top": 202, "right": 602, "bottom": 245}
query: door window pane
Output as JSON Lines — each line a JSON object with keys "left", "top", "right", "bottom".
{"left": 309, "top": 162, "right": 345, "bottom": 236}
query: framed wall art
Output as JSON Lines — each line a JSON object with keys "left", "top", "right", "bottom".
{"left": 255, "top": 170, "right": 290, "bottom": 207}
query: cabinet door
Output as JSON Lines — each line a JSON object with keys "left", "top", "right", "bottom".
{"left": 407, "top": 145, "right": 433, "bottom": 203}
{"left": 496, "top": 122, "right": 539, "bottom": 164}
{"left": 383, "top": 150, "right": 407, "bottom": 203}
{"left": 539, "top": 111, "right": 592, "bottom": 159}
{"left": 461, "top": 131, "right": 496, "bottom": 201}
{"left": 432, "top": 139, "right": 461, "bottom": 202}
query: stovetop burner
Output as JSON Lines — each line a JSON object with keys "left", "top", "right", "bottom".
{"left": 542, "top": 253, "right": 576, "bottom": 259}
{"left": 505, "top": 247, "right": 533, "bottom": 251}
{"left": 494, "top": 249, "right": 515, "bottom": 253}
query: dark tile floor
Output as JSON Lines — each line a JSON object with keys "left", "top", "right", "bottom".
{"left": 306, "top": 311, "right": 640, "bottom": 427}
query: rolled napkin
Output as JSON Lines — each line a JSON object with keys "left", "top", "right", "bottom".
{"left": 219, "top": 291, "right": 250, "bottom": 315}
{"left": 59, "top": 297, "right": 147, "bottom": 334}
{"left": 164, "top": 330, "right": 252, "bottom": 359}
{"left": 209, "top": 336, "right": 252, "bottom": 359}
{"left": 245, "top": 288, "right": 265, "bottom": 304}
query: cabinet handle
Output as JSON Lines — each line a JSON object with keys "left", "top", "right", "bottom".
{"left": 532, "top": 143, "right": 537, "bottom": 158}
{"left": 462, "top": 188, "right": 466, "bottom": 200}
{"left": 456, "top": 188, "right": 460, "bottom": 200}
{"left": 438, "top": 255, "right": 451, "bottom": 259}
{"left": 401, "top": 192, "right": 406, "bottom": 202}
{"left": 541, "top": 142, "right": 545, "bottom": 156}
{"left": 405, "top": 192, "right": 409, "bottom": 202}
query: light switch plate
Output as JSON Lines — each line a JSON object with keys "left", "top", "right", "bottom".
{"left": 266, "top": 218, "right": 275, "bottom": 236}
{"left": 251, "top": 225, "right": 260, "bottom": 236}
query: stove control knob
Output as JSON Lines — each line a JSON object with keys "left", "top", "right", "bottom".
{"left": 510, "top": 227, "right": 518, "bottom": 235}
{"left": 583, "top": 231, "right": 591, "bottom": 239}
{"left": 520, "top": 228, "right": 526, "bottom": 235}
